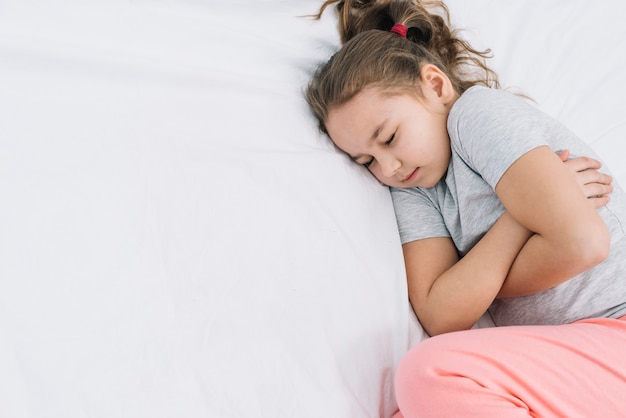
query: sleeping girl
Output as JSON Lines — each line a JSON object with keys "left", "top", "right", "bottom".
{"left": 306, "top": 0, "right": 626, "bottom": 416}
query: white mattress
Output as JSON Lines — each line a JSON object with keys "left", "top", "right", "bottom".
{"left": 1, "top": 1, "right": 624, "bottom": 417}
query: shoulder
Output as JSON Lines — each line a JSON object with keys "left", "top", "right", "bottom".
{"left": 447, "top": 86, "right": 561, "bottom": 151}
{"left": 390, "top": 186, "right": 451, "bottom": 244}
{"left": 391, "top": 185, "right": 437, "bottom": 207}
{"left": 446, "top": 86, "right": 565, "bottom": 188}
{"left": 390, "top": 185, "right": 447, "bottom": 222}
{"left": 448, "top": 86, "right": 538, "bottom": 129}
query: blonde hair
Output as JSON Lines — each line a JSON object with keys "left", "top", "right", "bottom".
{"left": 306, "top": 0, "right": 499, "bottom": 134}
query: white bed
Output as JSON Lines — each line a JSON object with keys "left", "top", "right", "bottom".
{"left": 1, "top": 1, "right": 624, "bottom": 417}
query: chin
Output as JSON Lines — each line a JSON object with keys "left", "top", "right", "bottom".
{"left": 419, "top": 180, "right": 438, "bottom": 188}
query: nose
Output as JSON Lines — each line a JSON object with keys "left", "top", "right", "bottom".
{"left": 379, "top": 155, "right": 401, "bottom": 178}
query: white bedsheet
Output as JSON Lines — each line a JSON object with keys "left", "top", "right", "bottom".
{"left": 0, "top": 1, "right": 624, "bottom": 417}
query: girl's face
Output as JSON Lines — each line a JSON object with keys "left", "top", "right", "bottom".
{"left": 324, "top": 65, "right": 457, "bottom": 189}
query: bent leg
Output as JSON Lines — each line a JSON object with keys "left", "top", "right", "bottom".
{"left": 395, "top": 316, "right": 626, "bottom": 417}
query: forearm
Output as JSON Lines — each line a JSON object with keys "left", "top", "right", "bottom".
{"left": 421, "top": 211, "right": 532, "bottom": 335}
{"left": 498, "top": 224, "right": 608, "bottom": 298}
{"left": 493, "top": 147, "right": 613, "bottom": 297}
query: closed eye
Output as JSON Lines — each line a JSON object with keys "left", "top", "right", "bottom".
{"left": 361, "top": 133, "right": 394, "bottom": 168}
{"left": 356, "top": 132, "right": 395, "bottom": 169}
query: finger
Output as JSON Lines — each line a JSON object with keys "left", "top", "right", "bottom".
{"left": 556, "top": 149, "right": 570, "bottom": 162}
{"left": 589, "top": 195, "right": 611, "bottom": 209}
{"left": 578, "top": 170, "right": 613, "bottom": 186}
{"left": 582, "top": 183, "right": 614, "bottom": 199}
{"left": 563, "top": 156, "right": 603, "bottom": 172}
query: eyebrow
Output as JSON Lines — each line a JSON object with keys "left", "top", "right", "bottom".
{"left": 350, "top": 120, "right": 386, "bottom": 162}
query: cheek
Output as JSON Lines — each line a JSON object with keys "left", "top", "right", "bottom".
{"left": 370, "top": 167, "right": 394, "bottom": 187}
{"left": 368, "top": 165, "right": 381, "bottom": 178}
{"left": 366, "top": 165, "right": 381, "bottom": 180}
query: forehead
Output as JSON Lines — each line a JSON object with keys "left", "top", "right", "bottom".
{"left": 325, "top": 89, "right": 387, "bottom": 147}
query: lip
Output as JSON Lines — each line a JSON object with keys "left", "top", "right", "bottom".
{"left": 402, "top": 167, "right": 419, "bottom": 183}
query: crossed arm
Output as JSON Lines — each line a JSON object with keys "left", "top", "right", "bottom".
{"left": 404, "top": 147, "right": 613, "bottom": 336}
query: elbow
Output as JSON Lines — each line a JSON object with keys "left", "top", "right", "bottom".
{"left": 425, "top": 321, "right": 473, "bottom": 337}
{"left": 426, "top": 324, "right": 467, "bottom": 337}
{"left": 565, "top": 221, "right": 610, "bottom": 270}
{"left": 584, "top": 227, "right": 610, "bottom": 268}
{"left": 418, "top": 311, "right": 474, "bottom": 337}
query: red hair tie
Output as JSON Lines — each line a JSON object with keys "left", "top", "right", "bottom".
{"left": 390, "top": 23, "right": 408, "bottom": 38}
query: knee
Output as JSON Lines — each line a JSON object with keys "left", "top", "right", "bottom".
{"left": 394, "top": 334, "right": 468, "bottom": 412}
{"left": 394, "top": 337, "right": 445, "bottom": 402}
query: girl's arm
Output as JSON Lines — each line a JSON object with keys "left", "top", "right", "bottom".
{"left": 404, "top": 211, "right": 532, "bottom": 336}
{"left": 404, "top": 150, "right": 611, "bottom": 335}
{"left": 495, "top": 146, "right": 610, "bottom": 298}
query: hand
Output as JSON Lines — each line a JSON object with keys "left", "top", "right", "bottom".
{"left": 557, "top": 150, "right": 613, "bottom": 208}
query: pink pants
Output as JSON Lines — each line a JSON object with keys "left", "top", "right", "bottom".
{"left": 393, "top": 316, "right": 626, "bottom": 417}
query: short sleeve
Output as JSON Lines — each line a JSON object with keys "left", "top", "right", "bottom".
{"left": 390, "top": 187, "right": 450, "bottom": 244}
{"left": 448, "top": 87, "right": 553, "bottom": 189}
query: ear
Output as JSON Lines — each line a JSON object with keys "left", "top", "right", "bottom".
{"left": 420, "top": 64, "right": 456, "bottom": 104}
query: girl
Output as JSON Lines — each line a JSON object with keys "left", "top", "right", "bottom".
{"left": 307, "top": 0, "right": 626, "bottom": 416}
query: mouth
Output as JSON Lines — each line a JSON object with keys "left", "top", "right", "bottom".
{"left": 402, "top": 167, "right": 419, "bottom": 183}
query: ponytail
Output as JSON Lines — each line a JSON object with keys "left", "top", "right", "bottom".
{"left": 312, "top": 0, "right": 498, "bottom": 92}
{"left": 306, "top": 0, "right": 499, "bottom": 134}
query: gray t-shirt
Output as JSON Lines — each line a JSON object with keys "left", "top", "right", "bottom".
{"left": 391, "top": 85, "right": 626, "bottom": 326}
